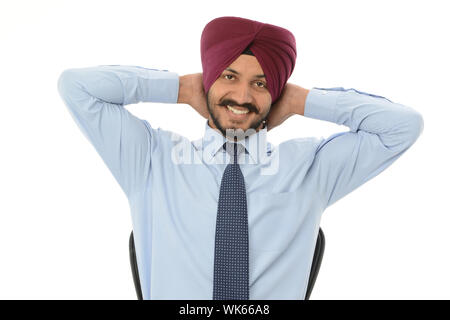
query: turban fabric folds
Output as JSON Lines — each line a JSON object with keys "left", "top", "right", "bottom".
{"left": 200, "top": 16, "right": 297, "bottom": 104}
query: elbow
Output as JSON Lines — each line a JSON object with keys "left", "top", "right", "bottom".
{"left": 404, "top": 111, "right": 424, "bottom": 147}
{"left": 410, "top": 111, "right": 424, "bottom": 137}
{"left": 379, "top": 109, "right": 424, "bottom": 151}
{"left": 57, "top": 69, "right": 78, "bottom": 97}
{"left": 57, "top": 68, "right": 93, "bottom": 109}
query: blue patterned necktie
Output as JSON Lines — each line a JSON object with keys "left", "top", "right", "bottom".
{"left": 213, "top": 141, "right": 249, "bottom": 300}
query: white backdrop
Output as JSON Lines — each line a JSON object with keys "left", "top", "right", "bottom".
{"left": 0, "top": 0, "right": 447, "bottom": 299}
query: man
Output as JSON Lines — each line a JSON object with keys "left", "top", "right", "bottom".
{"left": 57, "top": 16, "right": 424, "bottom": 300}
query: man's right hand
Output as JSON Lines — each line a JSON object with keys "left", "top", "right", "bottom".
{"left": 177, "top": 73, "right": 209, "bottom": 119}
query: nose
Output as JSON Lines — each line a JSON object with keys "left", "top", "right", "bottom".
{"left": 230, "top": 82, "right": 253, "bottom": 106}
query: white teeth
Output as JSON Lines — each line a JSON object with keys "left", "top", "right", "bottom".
{"left": 227, "top": 105, "right": 249, "bottom": 114}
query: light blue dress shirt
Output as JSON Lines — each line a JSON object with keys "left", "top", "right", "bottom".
{"left": 57, "top": 65, "right": 424, "bottom": 300}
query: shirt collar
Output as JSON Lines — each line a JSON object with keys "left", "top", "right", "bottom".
{"left": 193, "top": 119, "right": 272, "bottom": 164}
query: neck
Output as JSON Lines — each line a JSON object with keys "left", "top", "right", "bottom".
{"left": 207, "top": 118, "right": 266, "bottom": 138}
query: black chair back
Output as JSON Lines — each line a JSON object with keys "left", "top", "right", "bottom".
{"left": 129, "top": 228, "right": 325, "bottom": 300}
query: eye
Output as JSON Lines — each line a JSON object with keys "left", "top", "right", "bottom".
{"left": 255, "top": 81, "right": 267, "bottom": 88}
{"left": 224, "top": 74, "right": 266, "bottom": 88}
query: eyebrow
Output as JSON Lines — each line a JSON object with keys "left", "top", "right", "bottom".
{"left": 225, "top": 68, "right": 266, "bottom": 79}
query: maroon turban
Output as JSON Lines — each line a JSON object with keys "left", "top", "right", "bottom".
{"left": 200, "top": 16, "right": 297, "bottom": 104}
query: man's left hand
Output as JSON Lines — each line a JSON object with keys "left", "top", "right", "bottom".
{"left": 266, "top": 83, "right": 310, "bottom": 131}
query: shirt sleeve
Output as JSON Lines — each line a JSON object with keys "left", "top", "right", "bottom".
{"left": 57, "top": 65, "right": 179, "bottom": 198}
{"left": 304, "top": 87, "right": 424, "bottom": 209}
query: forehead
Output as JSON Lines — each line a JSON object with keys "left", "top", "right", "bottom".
{"left": 226, "top": 54, "right": 264, "bottom": 74}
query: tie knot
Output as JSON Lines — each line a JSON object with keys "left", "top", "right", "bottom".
{"left": 223, "top": 142, "right": 245, "bottom": 163}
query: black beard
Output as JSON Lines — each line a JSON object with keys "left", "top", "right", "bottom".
{"left": 206, "top": 92, "right": 268, "bottom": 138}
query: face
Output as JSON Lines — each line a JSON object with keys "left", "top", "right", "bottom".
{"left": 206, "top": 54, "right": 272, "bottom": 140}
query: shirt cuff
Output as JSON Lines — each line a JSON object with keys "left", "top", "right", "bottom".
{"left": 303, "top": 87, "right": 342, "bottom": 124}
{"left": 118, "top": 66, "right": 179, "bottom": 105}
{"left": 144, "top": 69, "right": 179, "bottom": 104}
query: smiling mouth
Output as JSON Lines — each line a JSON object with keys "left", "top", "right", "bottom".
{"left": 226, "top": 105, "right": 250, "bottom": 115}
